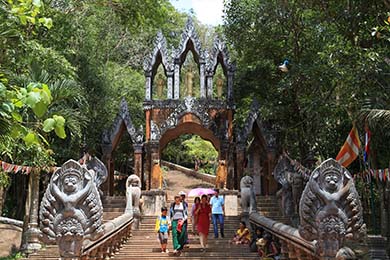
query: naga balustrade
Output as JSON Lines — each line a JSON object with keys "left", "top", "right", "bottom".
{"left": 80, "top": 214, "right": 134, "bottom": 260}
{"left": 250, "top": 212, "right": 317, "bottom": 260}
{"left": 250, "top": 159, "right": 367, "bottom": 260}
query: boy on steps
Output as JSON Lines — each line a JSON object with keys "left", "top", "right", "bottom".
{"left": 155, "top": 206, "right": 170, "bottom": 253}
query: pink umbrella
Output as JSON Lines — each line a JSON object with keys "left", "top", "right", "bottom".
{"left": 188, "top": 188, "right": 216, "bottom": 197}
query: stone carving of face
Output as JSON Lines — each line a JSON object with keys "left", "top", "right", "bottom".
{"left": 63, "top": 173, "right": 80, "bottom": 194}
{"left": 57, "top": 218, "right": 84, "bottom": 258}
{"left": 323, "top": 171, "right": 341, "bottom": 193}
{"left": 129, "top": 176, "right": 140, "bottom": 188}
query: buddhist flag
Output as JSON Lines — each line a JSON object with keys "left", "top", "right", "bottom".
{"left": 336, "top": 126, "right": 361, "bottom": 167}
{"left": 363, "top": 128, "right": 371, "bottom": 163}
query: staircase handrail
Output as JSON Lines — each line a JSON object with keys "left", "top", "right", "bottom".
{"left": 161, "top": 160, "right": 216, "bottom": 184}
{"left": 80, "top": 213, "right": 134, "bottom": 259}
{"left": 249, "top": 212, "right": 317, "bottom": 258}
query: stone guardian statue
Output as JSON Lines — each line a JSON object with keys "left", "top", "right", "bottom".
{"left": 240, "top": 175, "right": 257, "bottom": 214}
{"left": 125, "top": 174, "right": 142, "bottom": 229}
{"left": 299, "top": 158, "right": 366, "bottom": 258}
{"left": 215, "top": 160, "right": 227, "bottom": 189}
{"left": 39, "top": 160, "right": 104, "bottom": 259}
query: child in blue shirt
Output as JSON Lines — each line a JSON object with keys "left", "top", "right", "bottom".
{"left": 155, "top": 206, "right": 171, "bottom": 253}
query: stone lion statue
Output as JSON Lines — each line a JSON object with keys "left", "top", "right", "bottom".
{"left": 240, "top": 175, "right": 257, "bottom": 214}
{"left": 126, "top": 174, "right": 142, "bottom": 229}
{"left": 215, "top": 160, "right": 227, "bottom": 189}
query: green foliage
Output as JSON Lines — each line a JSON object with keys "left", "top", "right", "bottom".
{"left": 0, "top": 252, "right": 24, "bottom": 260}
{"left": 224, "top": 0, "right": 390, "bottom": 164}
{"left": 182, "top": 136, "right": 218, "bottom": 162}
{"left": 0, "top": 171, "right": 10, "bottom": 188}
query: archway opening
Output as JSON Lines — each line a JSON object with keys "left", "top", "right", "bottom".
{"left": 112, "top": 129, "right": 134, "bottom": 196}
{"left": 161, "top": 134, "right": 218, "bottom": 175}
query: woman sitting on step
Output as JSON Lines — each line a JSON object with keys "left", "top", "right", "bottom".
{"left": 230, "top": 221, "right": 251, "bottom": 244}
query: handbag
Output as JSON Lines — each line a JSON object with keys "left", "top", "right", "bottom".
{"left": 176, "top": 219, "right": 184, "bottom": 232}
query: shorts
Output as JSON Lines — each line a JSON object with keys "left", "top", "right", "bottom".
{"left": 158, "top": 231, "right": 168, "bottom": 244}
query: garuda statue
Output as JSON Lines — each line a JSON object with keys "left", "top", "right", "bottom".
{"left": 299, "top": 159, "right": 366, "bottom": 258}
{"left": 39, "top": 160, "right": 104, "bottom": 259}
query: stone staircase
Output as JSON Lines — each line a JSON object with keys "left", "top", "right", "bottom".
{"left": 113, "top": 215, "right": 259, "bottom": 260}
{"left": 24, "top": 195, "right": 286, "bottom": 259}
{"left": 255, "top": 195, "right": 289, "bottom": 224}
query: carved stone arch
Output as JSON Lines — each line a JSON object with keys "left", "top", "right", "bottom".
{"left": 143, "top": 31, "right": 172, "bottom": 76}
{"left": 206, "top": 37, "right": 233, "bottom": 76}
{"left": 175, "top": 18, "right": 205, "bottom": 65}
{"left": 159, "top": 121, "right": 221, "bottom": 153}
{"left": 205, "top": 37, "right": 236, "bottom": 100}
{"left": 101, "top": 99, "right": 144, "bottom": 195}
{"left": 144, "top": 31, "right": 175, "bottom": 100}
{"left": 103, "top": 99, "right": 144, "bottom": 152}
{"left": 158, "top": 97, "right": 218, "bottom": 138}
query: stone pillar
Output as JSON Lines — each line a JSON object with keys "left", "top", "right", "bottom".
{"left": 101, "top": 143, "right": 113, "bottom": 195}
{"left": 200, "top": 62, "right": 206, "bottom": 98}
{"left": 133, "top": 144, "right": 143, "bottom": 178}
{"left": 167, "top": 71, "right": 174, "bottom": 99}
{"left": 236, "top": 145, "right": 246, "bottom": 190}
{"left": 206, "top": 74, "right": 213, "bottom": 98}
{"left": 108, "top": 157, "right": 115, "bottom": 196}
{"left": 174, "top": 61, "right": 180, "bottom": 99}
{"left": 145, "top": 109, "right": 151, "bottom": 142}
{"left": 22, "top": 170, "right": 41, "bottom": 253}
{"left": 227, "top": 70, "right": 234, "bottom": 101}
{"left": 143, "top": 143, "right": 151, "bottom": 190}
{"left": 227, "top": 110, "right": 233, "bottom": 141}
{"left": 148, "top": 142, "right": 160, "bottom": 190}
{"left": 145, "top": 71, "right": 152, "bottom": 100}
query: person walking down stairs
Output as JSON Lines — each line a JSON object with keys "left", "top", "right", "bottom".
{"left": 195, "top": 194, "right": 211, "bottom": 251}
{"left": 170, "top": 194, "right": 188, "bottom": 256}
{"left": 210, "top": 188, "right": 225, "bottom": 238}
{"left": 155, "top": 206, "right": 171, "bottom": 253}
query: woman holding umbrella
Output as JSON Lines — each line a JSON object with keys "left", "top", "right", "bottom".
{"left": 195, "top": 194, "right": 211, "bottom": 251}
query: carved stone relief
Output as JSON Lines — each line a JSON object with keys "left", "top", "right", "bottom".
{"left": 299, "top": 158, "right": 366, "bottom": 258}
{"left": 102, "top": 99, "right": 144, "bottom": 151}
{"left": 39, "top": 160, "right": 104, "bottom": 258}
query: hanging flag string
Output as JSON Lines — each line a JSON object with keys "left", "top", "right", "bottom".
{"left": 0, "top": 160, "right": 60, "bottom": 175}
{"left": 353, "top": 168, "right": 390, "bottom": 183}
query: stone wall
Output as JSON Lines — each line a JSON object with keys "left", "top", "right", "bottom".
{"left": 141, "top": 190, "right": 167, "bottom": 216}
{"left": 161, "top": 161, "right": 216, "bottom": 184}
{"left": 0, "top": 223, "right": 22, "bottom": 257}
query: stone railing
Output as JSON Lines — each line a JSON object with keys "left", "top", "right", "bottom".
{"left": 161, "top": 160, "right": 215, "bottom": 184}
{"left": 249, "top": 212, "right": 317, "bottom": 260}
{"left": 250, "top": 159, "right": 368, "bottom": 260}
{"left": 80, "top": 214, "right": 134, "bottom": 260}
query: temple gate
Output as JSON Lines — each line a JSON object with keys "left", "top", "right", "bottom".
{"left": 101, "top": 18, "right": 280, "bottom": 193}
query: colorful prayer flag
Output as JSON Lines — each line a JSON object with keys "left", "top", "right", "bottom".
{"left": 363, "top": 128, "right": 371, "bottom": 163}
{"left": 336, "top": 126, "right": 361, "bottom": 167}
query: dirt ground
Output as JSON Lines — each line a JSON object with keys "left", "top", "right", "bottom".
{"left": 0, "top": 223, "right": 22, "bottom": 257}
{"left": 163, "top": 170, "right": 214, "bottom": 200}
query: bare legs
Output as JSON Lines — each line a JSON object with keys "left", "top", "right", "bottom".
{"left": 199, "top": 232, "right": 208, "bottom": 250}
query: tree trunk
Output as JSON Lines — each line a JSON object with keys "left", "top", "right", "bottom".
{"left": 0, "top": 186, "right": 3, "bottom": 216}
